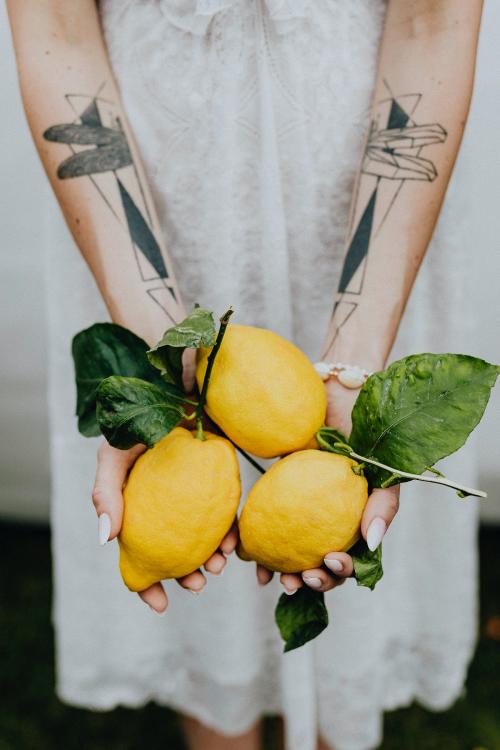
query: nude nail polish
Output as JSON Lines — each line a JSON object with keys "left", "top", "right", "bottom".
{"left": 148, "top": 605, "right": 166, "bottom": 617}
{"left": 98, "top": 513, "right": 111, "bottom": 546}
{"left": 302, "top": 576, "right": 322, "bottom": 589}
{"left": 366, "top": 517, "right": 387, "bottom": 552}
{"left": 190, "top": 587, "right": 205, "bottom": 595}
{"left": 324, "top": 558, "right": 343, "bottom": 573}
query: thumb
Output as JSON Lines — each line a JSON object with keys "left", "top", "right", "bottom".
{"left": 360, "top": 485, "right": 400, "bottom": 552}
{"left": 92, "top": 441, "right": 146, "bottom": 543}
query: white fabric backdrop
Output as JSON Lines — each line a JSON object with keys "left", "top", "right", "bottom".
{"left": 0, "top": 0, "right": 499, "bottom": 523}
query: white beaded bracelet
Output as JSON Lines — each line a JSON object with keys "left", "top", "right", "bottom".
{"left": 314, "top": 361, "right": 373, "bottom": 389}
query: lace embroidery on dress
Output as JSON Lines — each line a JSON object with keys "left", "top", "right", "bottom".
{"left": 155, "top": 0, "right": 312, "bottom": 36}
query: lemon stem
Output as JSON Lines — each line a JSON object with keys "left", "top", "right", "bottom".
{"left": 346, "top": 449, "right": 487, "bottom": 498}
{"left": 195, "top": 307, "right": 234, "bottom": 441}
{"left": 233, "top": 444, "right": 266, "bottom": 475}
{"left": 317, "top": 431, "right": 486, "bottom": 498}
{"left": 329, "top": 441, "right": 487, "bottom": 499}
{"left": 195, "top": 419, "right": 205, "bottom": 441}
{"left": 209, "top": 425, "right": 265, "bottom": 474}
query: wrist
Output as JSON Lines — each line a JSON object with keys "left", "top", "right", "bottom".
{"left": 321, "top": 299, "right": 402, "bottom": 373}
{"left": 319, "top": 342, "right": 386, "bottom": 375}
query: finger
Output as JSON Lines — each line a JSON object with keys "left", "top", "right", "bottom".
{"left": 323, "top": 552, "right": 354, "bottom": 578}
{"left": 256, "top": 564, "right": 274, "bottom": 586}
{"left": 280, "top": 573, "right": 303, "bottom": 595}
{"left": 361, "top": 485, "right": 400, "bottom": 551}
{"left": 92, "top": 442, "right": 146, "bottom": 542}
{"left": 177, "top": 569, "right": 206, "bottom": 594}
{"left": 219, "top": 521, "right": 238, "bottom": 557}
{"left": 138, "top": 582, "right": 168, "bottom": 615}
{"left": 302, "top": 568, "right": 345, "bottom": 593}
{"left": 204, "top": 551, "right": 226, "bottom": 576}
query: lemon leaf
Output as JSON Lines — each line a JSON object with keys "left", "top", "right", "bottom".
{"left": 72, "top": 323, "right": 170, "bottom": 438}
{"left": 350, "top": 354, "right": 500, "bottom": 488}
{"left": 350, "top": 539, "right": 383, "bottom": 590}
{"left": 275, "top": 588, "right": 328, "bottom": 652}
{"left": 96, "top": 376, "right": 184, "bottom": 449}
{"left": 147, "top": 307, "right": 216, "bottom": 388}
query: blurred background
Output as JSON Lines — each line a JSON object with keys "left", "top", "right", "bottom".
{"left": 1, "top": 1, "right": 499, "bottom": 748}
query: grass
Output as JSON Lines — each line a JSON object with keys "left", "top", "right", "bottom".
{"left": 0, "top": 522, "right": 498, "bottom": 750}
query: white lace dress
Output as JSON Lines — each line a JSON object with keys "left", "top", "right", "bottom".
{"left": 45, "top": 2, "right": 480, "bottom": 749}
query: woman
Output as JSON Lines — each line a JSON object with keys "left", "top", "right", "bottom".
{"left": 7, "top": 1, "right": 483, "bottom": 749}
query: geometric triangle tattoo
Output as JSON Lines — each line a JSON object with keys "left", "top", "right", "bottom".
{"left": 117, "top": 177, "right": 173, "bottom": 291}
{"left": 338, "top": 187, "right": 377, "bottom": 295}
{"left": 325, "top": 80, "right": 447, "bottom": 352}
{"left": 43, "top": 84, "right": 179, "bottom": 319}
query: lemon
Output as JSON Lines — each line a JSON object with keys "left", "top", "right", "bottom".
{"left": 196, "top": 324, "right": 327, "bottom": 458}
{"left": 238, "top": 449, "right": 368, "bottom": 572}
{"left": 119, "top": 427, "right": 241, "bottom": 591}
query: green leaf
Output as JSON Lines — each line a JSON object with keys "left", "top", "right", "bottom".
{"left": 350, "top": 354, "right": 500, "bottom": 487}
{"left": 275, "top": 587, "right": 329, "bottom": 652}
{"left": 72, "top": 323, "right": 173, "bottom": 438}
{"left": 96, "top": 376, "right": 184, "bottom": 449}
{"left": 147, "top": 307, "right": 216, "bottom": 388}
{"left": 350, "top": 539, "right": 383, "bottom": 590}
{"left": 316, "top": 427, "right": 352, "bottom": 456}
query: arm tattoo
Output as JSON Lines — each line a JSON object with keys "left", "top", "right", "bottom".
{"left": 325, "top": 80, "right": 447, "bottom": 352}
{"left": 43, "top": 83, "right": 180, "bottom": 324}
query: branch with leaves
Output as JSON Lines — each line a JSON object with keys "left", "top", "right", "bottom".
{"left": 275, "top": 353, "right": 498, "bottom": 652}
{"left": 72, "top": 307, "right": 499, "bottom": 653}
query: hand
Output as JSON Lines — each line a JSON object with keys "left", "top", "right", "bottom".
{"left": 257, "top": 377, "right": 399, "bottom": 594}
{"left": 92, "top": 440, "right": 238, "bottom": 614}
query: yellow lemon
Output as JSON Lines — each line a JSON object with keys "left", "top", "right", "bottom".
{"left": 238, "top": 449, "right": 368, "bottom": 572}
{"left": 119, "top": 427, "right": 241, "bottom": 591}
{"left": 196, "top": 324, "right": 327, "bottom": 458}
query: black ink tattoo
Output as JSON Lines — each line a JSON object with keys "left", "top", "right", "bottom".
{"left": 326, "top": 80, "right": 447, "bottom": 351}
{"left": 44, "top": 123, "right": 132, "bottom": 178}
{"left": 43, "top": 84, "right": 179, "bottom": 321}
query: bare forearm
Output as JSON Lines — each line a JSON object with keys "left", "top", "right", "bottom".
{"left": 7, "top": 0, "right": 184, "bottom": 345}
{"left": 322, "top": 0, "right": 483, "bottom": 370}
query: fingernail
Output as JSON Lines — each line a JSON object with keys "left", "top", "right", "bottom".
{"left": 221, "top": 551, "right": 229, "bottom": 559}
{"left": 148, "top": 605, "right": 166, "bottom": 617}
{"left": 98, "top": 513, "right": 111, "bottom": 546}
{"left": 284, "top": 588, "right": 298, "bottom": 596}
{"left": 205, "top": 563, "right": 224, "bottom": 576}
{"left": 367, "top": 517, "right": 387, "bottom": 551}
{"left": 302, "top": 576, "right": 322, "bottom": 589}
{"left": 324, "top": 558, "right": 343, "bottom": 573}
{"left": 190, "top": 586, "right": 205, "bottom": 595}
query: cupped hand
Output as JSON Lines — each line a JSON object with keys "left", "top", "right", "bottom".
{"left": 92, "top": 440, "right": 238, "bottom": 614}
{"left": 257, "top": 376, "right": 400, "bottom": 594}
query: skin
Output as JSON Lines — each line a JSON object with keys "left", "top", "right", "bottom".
{"left": 7, "top": 1, "right": 483, "bottom": 749}
{"left": 181, "top": 717, "right": 262, "bottom": 750}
